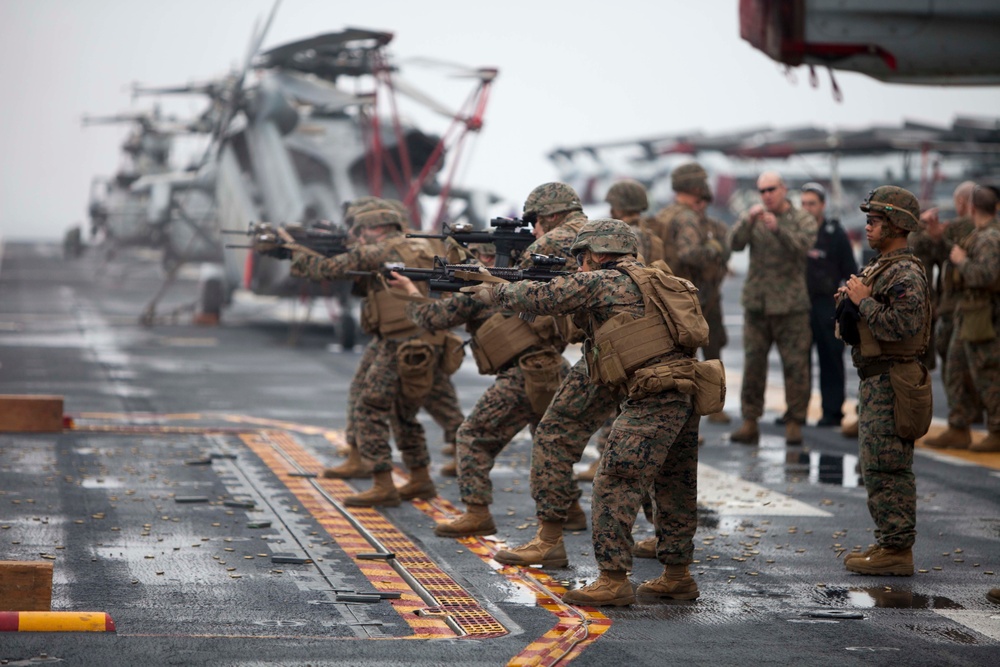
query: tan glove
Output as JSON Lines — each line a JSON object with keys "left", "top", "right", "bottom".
{"left": 460, "top": 283, "right": 498, "bottom": 306}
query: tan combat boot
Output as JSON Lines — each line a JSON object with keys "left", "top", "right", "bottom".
{"left": 574, "top": 458, "right": 600, "bottom": 482}
{"left": 841, "top": 419, "right": 859, "bottom": 438}
{"left": 562, "top": 570, "right": 635, "bottom": 607}
{"left": 987, "top": 588, "right": 1000, "bottom": 605}
{"left": 564, "top": 501, "right": 588, "bottom": 531}
{"left": 785, "top": 421, "right": 803, "bottom": 445}
{"left": 440, "top": 459, "right": 457, "bottom": 477}
{"left": 343, "top": 470, "right": 401, "bottom": 507}
{"left": 434, "top": 503, "right": 496, "bottom": 537}
{"left": 730, "top": 419, "right": 759, "bottom": 444}
{"left": 493, "top": 521, "right": 568, "bottom": 568}
{"left": 633, "top": 536, "right": 657, "bottom": 559}
{"left": 970, "top": 432, "right": 1000, "bottom": 452}
{"left": 707, "top": 411, "right": 731, "bottom": 424}
{"left": 637, "top": 564, "right": 699, "bottom": 600}
{"left": 322, "top": 445, "right": 372, "bottom": 479}
{"left": 924, "top": 427, "right": 971, "bottom": 450}
{"left": 845, "top": 545, "right": 913, "bottom": 576}
{"left": 397, "top": 466, "right": 437, "bottom": 500}
{"left": 843, "top": 544, "right": 877, "bottom": 567}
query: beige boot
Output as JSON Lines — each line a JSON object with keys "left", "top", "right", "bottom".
{"left": 434, "top": 503, "right": 496, "bottom": 537}
{"left": 841, "top": 419, "right": 859, "bottom": 438}
{"left": 707, "top": 411, "right": 731, "bottom": 424}
{"left": 970, "top": 432, "right": 1000, "bottom": 452}
{"left": 322, "top": 445, "right": 372, "bottom": 479}
{"left": 564, "top": 501, "right": 588, "bottom": 531}
{"left": 440, "top": 459, "right": 457, "bottom": 477}
{"left": 637, "top": 564, "right": 699, "bottom": 600}
{"left": 562, "top": 570, "right": 635, "bottom": 607}
{"left": 845, "top": 546, "right": 913, "bottom": 576}
{"left": 398, "top": 466, "right": 437, "bottom": 500}
{"left": 730, "top": 419, "right": 759, "bottom": 444}
{"left": 843, "top": 544, "right": 877, "bottom": 567}
{"left": 574, "top": 458, "right": 600, "bottom": 482}
{"left": 493, "top": 521, "right": 568, "bottom": 568}
{"left": 924, "top": 427, "right": 971, "bottom": 449}
{"left": 633, "top": 536, "right": 657, "bottom": 559}
{"left": 343, "top": 470, "right": 401, "bottom": 507}
{"left": 785, "top": 421, "right": 803, "bottom": 445}
{"left": 987, "top": 588, "right": 1000, "bottom": 605}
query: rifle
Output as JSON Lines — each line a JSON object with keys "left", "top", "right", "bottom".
{"left": 348, "top": 253, "right": 570, "bottom": 293}
{"left": 224, "top": 222, "right": 350, "bottom": 259}
{"left": 406, "top": 214, "right": 537, "bottom": 268}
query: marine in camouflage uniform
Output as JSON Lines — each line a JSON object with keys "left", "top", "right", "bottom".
{"left": 728, "top": 171, "right": 817, "bottom": 445}
{"left": 463, "top": 218, "right": 704, "bottom": 606}
{"left": 290, "top": 205, "right": 441, "bottom": 507}
{"left": 932, "top": 186, "right": 1000, "bottom": 452}
{"left": 839, "top": 186, "right": 931, "bottom": 576}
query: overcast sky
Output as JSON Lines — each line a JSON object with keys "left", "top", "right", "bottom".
{"left": 2, "top": 0, "right": 998, "bottom": 240}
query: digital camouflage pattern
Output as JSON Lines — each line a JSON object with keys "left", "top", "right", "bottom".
{"left": 290, "top": 231, "right": 436, "bottom": 472}
{"left": 423, "top": 367, "right": 463, "bottom": 447}
{"left": 519, "top": 210, "right": 588, "bottom": 270}
{"left": 671, "top": 163, "right": 708, "bottom": 195}
{"left": 605, "top": 179, "right": 649, "bottom": 213}
{"left": 523, "top": 182, "right": 583, "bottom": 218}
{"left": 945, "top": 226, "right": 1000, "bottom": 433}
{"left": 697, "top": 215, "right": 731, "bottom": 360}
{"left": 908, "top": 226, "right": 950, "bottom": 369}
{"left": 730, "top": 203, "right": 816, "bottom": 423}
{"left": 405, "top": 291, "right": 568, "bottom": 506}
{"left": 495, "top": 258, "right": 698, "bottom": 571}
{"left": 849, "top": 248, "right": 931, "bottom": 550}
{"left": 860, "top": 186, "right": 922, "bottom": 232}
{"left": 571, "top": 218, "right": 638, "bottom": 256}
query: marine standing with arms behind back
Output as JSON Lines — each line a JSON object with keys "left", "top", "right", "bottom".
{"left": 728, "top": 171, "right": 818, "bottom": 445}
{"left": 837, "top": 186, "right": 931, "bottom": 576}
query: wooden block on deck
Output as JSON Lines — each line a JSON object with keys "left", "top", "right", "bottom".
{"left": 0, "top": 395, "right": 63, "bottom": 432}
{"left": 0, "top": 561, "right": 53, "bottom": 611}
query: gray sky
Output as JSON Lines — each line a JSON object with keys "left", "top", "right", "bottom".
{"left": 2, "top": 0, "right": 999, "bottom": 240}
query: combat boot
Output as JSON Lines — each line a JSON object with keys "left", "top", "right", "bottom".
{"left": 845, "top": 546, "right": 913, "bottom": 576}
{"left": 843, "top": 544, "right": 877, "bottom": 566}
{"left": 707, "top": 411, "right": 731, "bottom": 424}
{"left": 562, "top": 570, "right": 635, "bottom": 607}
{"left": 397, "top": 466, "right": 436, "bottom": 500}
{"left": 434, "top": 503, "right": 496, "bottom": 537}
{"left": 343, "top": 470, "right": 401, "bottom": 507}
{"left": 730, "top": 419, "right": 759, "bottom": 444}
{"left": 322, "top": 445, "right": 372, "bottom": 479}
{"left": 564, "top": 501, "right": 588, "bottom": 531}
{"left": 841, "top": 419, "right": 859, "bottom": 438}
{"left": 493, "top": 521, "right": 568, "bottom": 568}
{"left": 574, "top": 458, "right": 600, "bottom": 482}
{"left": 633, "top": 536, "right": 657, "bottom": 559}
{"left": 970, "top": 432, "right": 1000, "bottom": 452}
{"left": 440, "top": 459, "right": 457, "bottom": 477}
{"left": 986, "top": 588, "right": 1000, "bottom": 605}
{"left": 923, "top": 427, "right": 971, "bottom": 449}
{"left": 785, "top": 421, "right": 803, "bottom": 445}
{"left": 637, "top": 564, "right": 699, "bottom": 600}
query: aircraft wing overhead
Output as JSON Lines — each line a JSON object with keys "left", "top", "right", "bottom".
{"left": 256, "top": 29, "right": 394, "bottom": 80}
{"left": 270, "top": 71, "right": 367, "bottom": 111}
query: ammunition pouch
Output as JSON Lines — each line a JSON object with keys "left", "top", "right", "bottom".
{"left": 440, "top": 331, "right": 466, "bottom": 375}
{"left": 888, "top": 361, "right": 932, "bottom": 440}
{"left": 470, "top": 313, "right": 541, "bottom": 375}
{"left": 365, "top": 288, "right": 421, "bottom": 340}
{"left": 518, "top": 349, "right": 567, "bottom": 415}
{"left": 625, "top": 358, "right": 726, "bottom": 415}
{"left": 396, "top": 339, "right": 438, "bottom": 403}
{"left": 958, "top": 294, "right": 996, "bottom": 343}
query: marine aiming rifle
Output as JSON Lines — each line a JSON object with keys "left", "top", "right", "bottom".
{"left": 406, "top": 214, "right": 538, "bottom": 268}
{"left": 224, "top": 222, "right": 351, "bottom": 259}
{"left": 348, "top": 253, "right": 570, "bottom": 293}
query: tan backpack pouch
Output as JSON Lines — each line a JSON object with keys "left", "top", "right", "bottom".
{"left": 518, "top": 349, "right": 567, "bottom": 415}
{"left": 888, "top": 361, "right": 932, "bottom": 440}
{"left": 440, "top": 331, "right": 466, "bottom": 375}
{"left": 396, "top": 339, "right": 437, "bottom": 403}
{"left": 958, "top": 295, "right": 996, "bottom": 343}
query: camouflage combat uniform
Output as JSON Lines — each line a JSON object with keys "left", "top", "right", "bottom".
{"left": 729, "top": 204, "right": 817, "bottom": 423}
{"left": 696, "top": 215, "right": 731, "bottom": 361}
{"left": 945, "top": 225, "right": 1000, "bottom": 434}
{"left": 908, "top": 227, "right": 948, "bottom": 370}
{"left": 495, "top": 257, "right": 699, "bottom": 573}
{"left": 291, "top": 231, "right": 436, "bottom": 474}
{"left": 404, "top": 294, "right": 568, "bottom": 506}
{"left": 848, "top": 248, "right": 930, "bottom": 550}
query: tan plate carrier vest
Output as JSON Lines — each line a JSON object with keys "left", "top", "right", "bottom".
{"left": 857, "top": 254, "right": 930, "bottom": 359}
{"left": 362, "top": 237, "right": 433, "bottom": 340}
{"left": 471, "top": 313, "right": 553, "bottom": 375}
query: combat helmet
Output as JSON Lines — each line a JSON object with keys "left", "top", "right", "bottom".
{"left": 671, "top": 162, "right": 709, "bottom": 196}
{"left": 344, "top": 196, "right": 385, "bottom": 227}
{"left": 570, "top": 218, "right": 638, "bottom": 256}
{"left": 523, "top": 182, "right": 583, "bottom": 218}
{"left": 352, "top": 204, "right": 405, "bottom": 231}
{"left": 605, "top": 179, "right": 649, "bottom": 213}
{"left": 860, "top": 186, "right": 921, "bottom": 232}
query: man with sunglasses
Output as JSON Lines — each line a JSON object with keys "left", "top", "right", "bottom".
{"left": 729, "top": 172, "right": 817, "bottom": 445}
{"left": 837, "top": 185, "right": 931, "bottom": 575}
